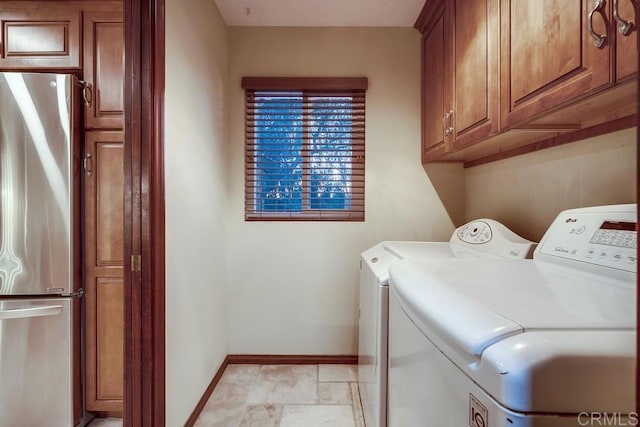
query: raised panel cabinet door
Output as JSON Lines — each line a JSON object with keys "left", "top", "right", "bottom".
{"left": 501, "top": 0, "right": 612, "bottom": 128}
{"left": 614, "top": 0, "right": 638, "bottom": 81}
{"left": 451, "top": 0, "right": 499, "bottom": 150}
{"left": 83, "top": 11, "right": 124, "bottom": 129}
{"left": 84, "top": 130, "right": 124, "bottom": 413}
{"left": 0, "top": 6, "right": 81, "bottom": 69}
{"left": 422, "top": 4, "right": 450, "bottom": 160}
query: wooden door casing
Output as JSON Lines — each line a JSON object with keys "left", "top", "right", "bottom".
{"left": 84, "top": 130, "right": 124, "bottom": 413}
{"left": 83, "top": 11, "right": 125, "bottom": 129}
{"left": 500, "top": 0, "right": 613, "bottom": 129}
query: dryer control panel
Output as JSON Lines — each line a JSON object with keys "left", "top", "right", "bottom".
{"left": 536, "top": 204, "right": 637, "bottom": 274}
{"left": 450, "top": 219, "right": 537, "bottom": 259}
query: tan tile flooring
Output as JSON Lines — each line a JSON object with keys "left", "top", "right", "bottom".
{"left": 195, "top": 364, "right": 365, "bottom": 427}
{"left": 88, "top": 364, "right": 364, "bottom": 426}
{"left": 88, "top": 418, "right": 122, "bottom": 426}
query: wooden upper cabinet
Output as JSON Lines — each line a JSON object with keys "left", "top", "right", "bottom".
{"left": 450, "top": 0, "right": 499, "bottom": 150}
{"left": 421, "top": 3, "right": 449, "bottom": 159}
{"left": 83, "top": 11, "right": 124, "bottom": 129}
{"left": 500, "top": 0, "right": 613, "bottom": 129}
{"left": 416, "top": 0, "right": 636, "bottom": 164}
{"left": 613, "top": 0, "right": 637, "bottom": 82}
{"left": 417, "top": 0, "right": 498, "bottom": 160}
{"left": 0, "top": 5, "right": 81, "bottom": 69}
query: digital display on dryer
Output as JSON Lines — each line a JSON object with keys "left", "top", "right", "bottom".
{"left": 599, "top": 221, "right": 637, "bottom": 231}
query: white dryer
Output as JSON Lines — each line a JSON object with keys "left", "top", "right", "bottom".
{"left": 358, "top": 220, "right": 536, "bottom": 427}
{"left": 388, "top": 204, "right": 637, "bottom": 427}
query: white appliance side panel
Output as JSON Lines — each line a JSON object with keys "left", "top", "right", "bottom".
{"left": 358, "top": 256, "right": 388, "bottom": 427}
{"left": 361, "top": 243, "right": 398, "bottom": 285}
{"left": 388, "top": 292, "right": 606, "bottom": 427}
{"left": 0, "top": 298, "right": 73, "bottom": 427}
{"left": 376, "top": 283, "right": 388, "bottom": 427}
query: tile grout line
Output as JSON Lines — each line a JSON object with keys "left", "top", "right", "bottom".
{"left": 315, "top": 364, "right": 320, "bottom": 405}
{"left": 350, "top": 382, "right": 357, "bottom": 426}
{"left": 351, "top": 381, "right": 365, "bottom": 427}
{"left": 236, "top": 364, "right": 262, "bottom": 427}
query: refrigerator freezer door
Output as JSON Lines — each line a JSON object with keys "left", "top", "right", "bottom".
{"left": 0, "top": 73, "right": 77, "bottom": 295}
{"left": 0, "top": 298, "right": 75, "bottom": 427}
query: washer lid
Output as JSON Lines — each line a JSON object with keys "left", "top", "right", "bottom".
{"left": 361, "top": 242, "right": 455, "bottom": 285}
{"left": 389, "top": 258, "right": 635, "bottom": 357}
{"left": 382, "top": 241, "right": 454, "bottom": 260}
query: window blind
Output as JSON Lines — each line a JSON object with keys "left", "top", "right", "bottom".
{"left": 242, "top": 77, "right": 367, "bottom": 221}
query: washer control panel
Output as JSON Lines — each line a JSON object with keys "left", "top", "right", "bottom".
{"left": 450, "top": 219, "right": 536, "bottom": 259}
{"left": 456, "top": 221, "right": 493, "bottom": 244}
{"left": 537, "top": 205, "right": 637, "bottom": 274}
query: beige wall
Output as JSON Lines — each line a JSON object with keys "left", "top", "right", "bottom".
{"left": 226, "top": 27, "right": 461, "bottom": 354}
{"left": 165, "top": 0, "right": 229, "bottom": 424}
{"left": 465, "top": 128, "right": 637, "bottom": 241}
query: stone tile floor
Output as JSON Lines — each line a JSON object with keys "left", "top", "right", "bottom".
{"left": 88, "top": 418, "right": 122, "bottom": 426}
{"left": 195, "top": 364, "right": 365, "bottom": 427}
{"left": 88, "top": 364, "right": 364, "bottom": 427}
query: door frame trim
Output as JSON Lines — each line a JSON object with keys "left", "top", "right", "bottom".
{"left": 123, "top": 0, "right": 165, "bottom": 424}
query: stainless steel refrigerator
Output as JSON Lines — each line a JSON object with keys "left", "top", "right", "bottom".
{"left": 0, "top": 73, "right": 82, "bottom": 426}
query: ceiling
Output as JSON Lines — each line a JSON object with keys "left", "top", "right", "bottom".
{"left": 214, "top": 0, "right": 425, "bottom": 27}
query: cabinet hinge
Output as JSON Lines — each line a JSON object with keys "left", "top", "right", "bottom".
{"left": 131, "top": 255, "right": 141, "bottom": 272}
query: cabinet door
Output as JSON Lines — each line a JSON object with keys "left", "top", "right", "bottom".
{"left": 500, "top": 0, "right": 612, "bottom": 128}
{"left": 614, "top": 0, "right": 638, "bottom": 81}
{"left": 450, "top": 0, "right": 499, "bottom": 149}
{"left": 421, "top": 4, "right": 450, "bottom": 160}
{"left": 83, "top": 11, "right": 124, "bottom": 129}
{"left": 0, "top": 6, "right": 81, "bottom": 69}
{"left": 84, "top": 131, "right": 124, "bottom": 413}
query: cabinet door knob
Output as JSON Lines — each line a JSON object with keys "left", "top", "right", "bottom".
{"left": 588, "top": 0, "right": 607, "bottom": 48}
{"left": 613, "top": 0, "right": 633, "bottom": 35}
{"left": 442, "top": 112, "right": 450, "bottom": 136}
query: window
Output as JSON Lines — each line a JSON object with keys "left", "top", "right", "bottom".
{"left": 242, "top": 77, "right": 367, "bottom": 221}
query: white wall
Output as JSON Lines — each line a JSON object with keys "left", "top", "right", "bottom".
{"left": 226, "top": 27, "right": 460, "bottom": 355}
{"left": 165, "top": 0, "right": 228, "bottom": 424}
{"left": 465, "top": 128, "right": 637, "bottom": 241}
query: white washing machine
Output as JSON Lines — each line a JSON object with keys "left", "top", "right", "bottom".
{"left": 388, "top": 204, "right": 637, "bottom": 427}
{"left": 358, "top": 220, "right": 536, "bottom": 427}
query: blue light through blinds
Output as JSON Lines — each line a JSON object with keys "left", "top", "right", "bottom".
{"left": 245, "top": 89, "right": 365, "bottom": 221}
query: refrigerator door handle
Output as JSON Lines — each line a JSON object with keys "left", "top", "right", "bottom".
{"left": 0, "top": 305, "right": 63, "bottom": 320}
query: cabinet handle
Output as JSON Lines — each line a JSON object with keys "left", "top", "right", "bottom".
{"left": 443, "top": 111, "right": 454, "bottom": 136}
{"left": 77, "top": 80, "right": 93, "bottom": 107}
{"left": 83, "top": 153, "right": 93, "bottom": 177}
{"left": 443, "top": 112, "right": 450, "bottom": 136}
{"left": 613, "top": 0, "right": 633, "bottom": 35}
{"left": 447, "top": 110, "right": 454, "bottom": 136}
{"left": 588, "top": 0, "right": 607, "bottom": 48}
